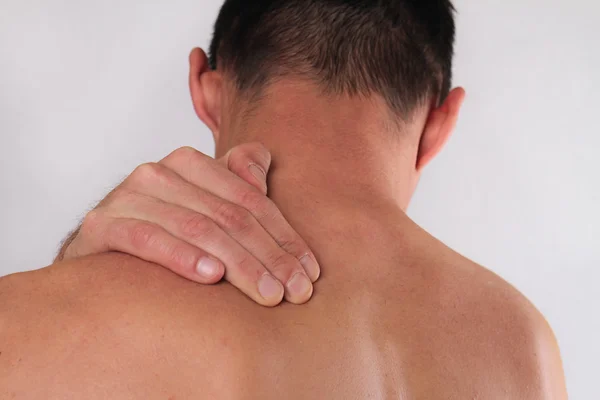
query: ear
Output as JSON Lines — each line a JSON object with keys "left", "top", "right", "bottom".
{"left": 189, "top": 48, "right": 223, "bottom": 142}
{"left": 416, "top": 87, "right": 466, "bottom": 170}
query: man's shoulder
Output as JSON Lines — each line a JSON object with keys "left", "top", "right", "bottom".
{"left": 0, "top": 267, "right": 57, "bottom": 333}
{"left": 0, "top": 253, "right": 258, "bottom": 355}
{"left": 426, "top": 252, "right": 567, "bottom": 398}
{"left": 472, "top": 273, "right": 566, "bottom": 398}
{"left": 430, "top": 249, "right": 553, "bottom": 342}
{"left": 383, "top": 225, "right": 566, "bottom": 397}
{"left": 0, "top": 254, "right": 177, "bottom": 325}
{"left": 0, "top": 267, "right": 75, "bottom": 396}
{"left": 0, "top": 253, "right": 245, "bottom": 398}
{"left": 0, "top": 252, "right": 242, "bottom": 325}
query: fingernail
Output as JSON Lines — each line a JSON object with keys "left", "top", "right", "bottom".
{"left": 249, "top": 164, "right": 267, "bottom": 190}
{"left": 196, "top": 257, "right": 221, "bottom": 279}
{"left": 300, "top": 254, "right": 320, "bottom": 282}
{"left": 258, "top": 274, "right": 284, "bottom": 302}
{"left": 286, "top": 272, "right": 313, "bottom": 299}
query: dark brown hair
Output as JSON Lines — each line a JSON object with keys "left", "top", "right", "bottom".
{"left": 209, "top": 0, "right": 456, "bottom": 118}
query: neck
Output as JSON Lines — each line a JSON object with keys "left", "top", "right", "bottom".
{"left": 218, "top": 83, "right": 422, "bottom": 270}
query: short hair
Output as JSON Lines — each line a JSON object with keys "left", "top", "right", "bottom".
{"left": 209, "top": 0, "right": 456, "bottom": 119}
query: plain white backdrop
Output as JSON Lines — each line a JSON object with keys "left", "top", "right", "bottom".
{"left": 1, "top": 0, "right": 598, "bottom": 397}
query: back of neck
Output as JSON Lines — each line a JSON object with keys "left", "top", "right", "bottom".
{"left": 220, "top": 83, "right": 421, "bottom": 273}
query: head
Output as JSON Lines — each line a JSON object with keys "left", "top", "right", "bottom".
{"left": 189, "top": 0, "right": 465, "bottom": 206}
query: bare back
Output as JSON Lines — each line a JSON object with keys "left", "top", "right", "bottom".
{"left": 0, "top": 225, "right": 565, "bottom": 399}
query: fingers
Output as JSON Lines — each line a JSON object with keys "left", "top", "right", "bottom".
{"left": 76, "top": 210, "right": 225, "bottom": 285}
{"left": 61, "top": 143, "right": 317, "bottom": 307}
{"left": 102, "top": 194, "right": 288, "bottom": 307}
{"left": 219, "top": 142, "right": 272, "bottom": 195}
{"left": 160, "top": 147, "right": 321, "bottom": 282}
{"left": 219, "top": 144, "right": 321, "bottom": 286}
{"left": 120, "top": 167, "right": 314, "bottom": 304}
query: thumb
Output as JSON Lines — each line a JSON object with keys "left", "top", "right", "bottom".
{"left": 219, "top": 142, "right": 272, "bottom": 194}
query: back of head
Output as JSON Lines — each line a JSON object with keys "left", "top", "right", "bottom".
{"left": 209, "top": 0, "right": 456, "bottom": 120}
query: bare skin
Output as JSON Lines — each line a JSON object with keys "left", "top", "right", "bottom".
{"left": 0, "top": 220, "right": 565, "bottom": 399}
{"left": 54, "top": 143, "right": 321, "bottom": 307}
{"left": 0, "top": 49, "right": 567, "bottom": 398}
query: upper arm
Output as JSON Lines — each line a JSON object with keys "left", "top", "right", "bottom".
{"left": 474, "top": 275, "right": 568, "bottom": 400}
{"left": 508, "top": 302, "right": 568, "bottom": 400}
{"left": 531, "top": 316, "right": 568, "bottom": 399}
{"left": 478, "top": 268, "right": 568, "bottom": 399}
{"left": 0, "top": 269, "right": 64, "bottom": 393}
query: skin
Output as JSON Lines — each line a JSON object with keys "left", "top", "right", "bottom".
{"left": 54, "top": 142, "right": 321, "bottom": 306}
{"left": 0, "top": 48, "right": 568, "bottom": 398}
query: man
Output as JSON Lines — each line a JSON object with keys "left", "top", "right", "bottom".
{"left": 0, "top": 0, "right": 567, "bottom": 398}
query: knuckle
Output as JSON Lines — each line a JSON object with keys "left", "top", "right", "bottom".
{"left": 169, "top": 146, "right": 205, "bottom": 167}
{"left": 162, "top": 243, "right": 193, "bottom": 272}
{"left": 179, "top": 214, "right": 214, "bottom": 241}
{"left": 215, "top": 203, "right": 253, "bottom": 234}
{"left": 80, "top": 209, "right": 103, "bottom": 236}
{"left": 235, "top": 188, "right": 269, "bottom": 218}
{"left": 266, "top": 252, "right": 299, "bottom": 275}
{"left": 232, "top": 253, "right": 262, "bottom": 280}
{"left": 172, "top": 146, "right": 198, "bottom": 159}
{"left": 82, "top": 209, "right": 99, "bottom": 227}
{"left": 226, "top": 150, "right": 247, "bottom": 174}
{"left": 276, "top": 234, "right": 307, "bottom": 257}
{"left": 125, "top": 222, "right": 157, "bottom": 250}
{"left": 131, "top": 162, "right": 164, "bottom": 184}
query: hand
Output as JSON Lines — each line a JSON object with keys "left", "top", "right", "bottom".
{"left": 57, "top": 143, "right": 320, "bottom": 306}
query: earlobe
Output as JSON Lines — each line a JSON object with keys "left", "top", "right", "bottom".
{"left": 189, "top": 48, "right": 222, "bottom": 141}
{"left": 416, "top": 87, "right": 465, "bottom": 170}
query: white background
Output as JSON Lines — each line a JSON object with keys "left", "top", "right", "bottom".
{"left": 0, "top": 0, "right": 598, "bottom": 397}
